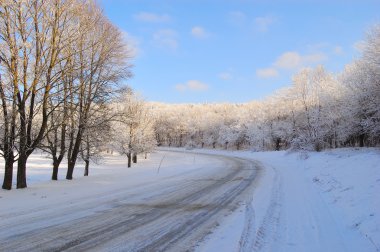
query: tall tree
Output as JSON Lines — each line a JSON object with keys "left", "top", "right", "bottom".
{"left": 65, "top": 2, "right": 131, "bottom": 179}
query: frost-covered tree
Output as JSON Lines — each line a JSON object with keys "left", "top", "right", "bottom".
{"left": 112, "top": 90, "right": 156, "bottom": 168}
{"left": 150, "top": 24, "right": 380, "bottom": 152}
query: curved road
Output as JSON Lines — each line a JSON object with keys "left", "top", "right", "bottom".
{"left": 0, "top": 151, "right": 260, "bottom": 252}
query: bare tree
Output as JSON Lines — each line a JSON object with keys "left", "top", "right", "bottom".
{"left": 80, "top": 103, "right": 113, "bottom": 176}
{"left": 65, "top": 2, "right": 131, "bottom": 179}
{"left": 0, "top": 56, "right": 18, "bottom": 190}
{"left": 0, "top": 1, "right": 75, "bottom": 188}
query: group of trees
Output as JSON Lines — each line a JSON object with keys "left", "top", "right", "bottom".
{"left": 153, "top": 25, "right": 380, "bottom": 152}
{"left": 0, "top": 0, "right": 137, "bottom": 190}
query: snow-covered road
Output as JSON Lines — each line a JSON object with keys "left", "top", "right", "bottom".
{"left": 0, "top": 151, "right": 260, "bottom": 251}
{"left": 1, "top": 149, "right": 378, "bottom": 252}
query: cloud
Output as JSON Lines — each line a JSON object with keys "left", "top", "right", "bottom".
{"left": 254, "top": 16, "right": 276, "bottom": 32}
{"left": 191, "top": 26, "right": 209, "bottom": 39}
{"left": 122, "top": 31, "right": 140, "bottom": 57}
{"left": 333, "top": 46, "right": 344, "bottom": 55}
{"left": 256, "top": 50, "right": 328, "bottom": 78}
{"left": 256, "top": 68, "right": 279, "bottom": 78}
{"left": 229, "top": 11, "right": 247, "bottom": 25}
{"left": 218, "top": 72, "right": 233, "bottom": 80}
{"left": 274, "top": 52, "right": 302, "bottom": 69}
{"left": 175, "top": 80, "right": 209, "bottom": 92}
{"left": 153, "top": 29, "right": 178, "bottom": 50}
{"left": 133, "top": 12, "right": 170, "bottom": 23}
{"left": 301, "top": 53, "right": 328, "bottom": 65}
{"left": 307, "top": 43, "right": 344, "bottom": 56}
{"left": 274, "top": 51, "right": 327, "bottom": 70}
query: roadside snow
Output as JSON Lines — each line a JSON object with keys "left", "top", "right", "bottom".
{"left": 185, "top": 147, "right": 380, "bottom": 252}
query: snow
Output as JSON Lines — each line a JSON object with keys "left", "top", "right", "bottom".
{"left": 1, "top": 148, "right": 379, "bottom": 252}
{"left": 0, "top": 151, "right": 244, "bottom": 251}
{"left": 189, "top": 147, "right": 380, "bottom": 252}
{"left": 0, "top": 151, "right": 224, "bottom": 212}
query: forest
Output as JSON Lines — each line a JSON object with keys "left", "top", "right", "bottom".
{"left": 1, "top": 0, "right": 379, "bottom": 190}
{"left": 153, "top": 26, "right": 380, "bottom": 152}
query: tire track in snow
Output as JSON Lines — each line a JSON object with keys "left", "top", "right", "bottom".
{"left": 0, "top": 152, "right": 260, "bottom": 252}
{"left": 239, "top": 163, "right": 282, "bottom": 252}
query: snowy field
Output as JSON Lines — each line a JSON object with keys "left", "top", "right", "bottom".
{"left": 0, "top": 148, "right": 379, "bottom": 251}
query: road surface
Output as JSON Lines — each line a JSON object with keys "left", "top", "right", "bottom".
{"left": 0, "top": 151, "right": 260, "bottom": 252}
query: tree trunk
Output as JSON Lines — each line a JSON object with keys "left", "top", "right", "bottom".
{"left": 66, "top": 127, "right": 84, "bottom": 180}
{"left": 275, "top": 138, "right": 281, "bottom": 151}
{"left": 132, "top": 153, "right": 137, "bottom": 163}
{"left": 127, "top": 153, "right": 131, "bottom": 168}
{"left": 2, "top": 156, "right": 14, "bottom": 190}
{"left": 359, "top": 134, "right": 365, "bottom": 147}
{"left": 17, "top": 153, "right": 28, "bottom": 189}
{"left": 66, "top": 160, "right": 75, "bottom": 180}
{"left": 52, "top": 159, "right": 60, "bottom": 180}
{"left": 17, "top": 103, "right": 28, "bottom": 189}
{"left": 84, "top": 160, "right": 89, "bottom": 176}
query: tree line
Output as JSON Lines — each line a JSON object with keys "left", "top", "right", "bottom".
{"left": 0, "top": 0, "right": 157, "bottom": 190}
{"left": 153, "top": 25, "right": 380, "bottom": 152}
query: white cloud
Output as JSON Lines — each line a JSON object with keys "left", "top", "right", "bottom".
{"left": 274, "top": 51, "right": 327, "bottom": 70}
{"left": 218, "top": 72, "right": 233, "bottom": 80}
{"left": 274, "top": 52, "right": 302, "bottom": 69}
{"left": 153, "top": 29, "right": 178, "bottom": 50}
{"left": 333, "top": 46, "right": 344, "bottom": 55}
{"left": 256, "top": 68, "right": 279, "bottom": 78}
{"left": 191, "top": 26, "right": 209, "bottom": 39}
{"left": 254, "top": 16, "right": 276, "bottom": 32}
{"left": 133, "top": 12, "right": 170, "bottom": 23}
{"left": 302, "top": 53, "right": 328, "bottom": 64}
{"left": 122, "top": 31, "right": 140, "bottom": 57}
{"left": 257, "top": 50, "right": 328, "bottom": 77}
{"left": 307, "top": 43, "right": 344, "bottom": 56}
{"left": 229, "top": 11, "right": 247, "bottom": 24}
{"left": 175, "top": 80, "right": 209, "bottom": 92}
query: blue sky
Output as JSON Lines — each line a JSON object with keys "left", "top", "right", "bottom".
{"left": 100, "top": 0, "right": 380, "bottom": 103}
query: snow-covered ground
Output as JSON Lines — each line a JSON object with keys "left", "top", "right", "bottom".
{"left": 190, "top": 147, "right": 380, "bottom": 252}
{"left": 0, "top": 148, "right": 379, "bottom": 252}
